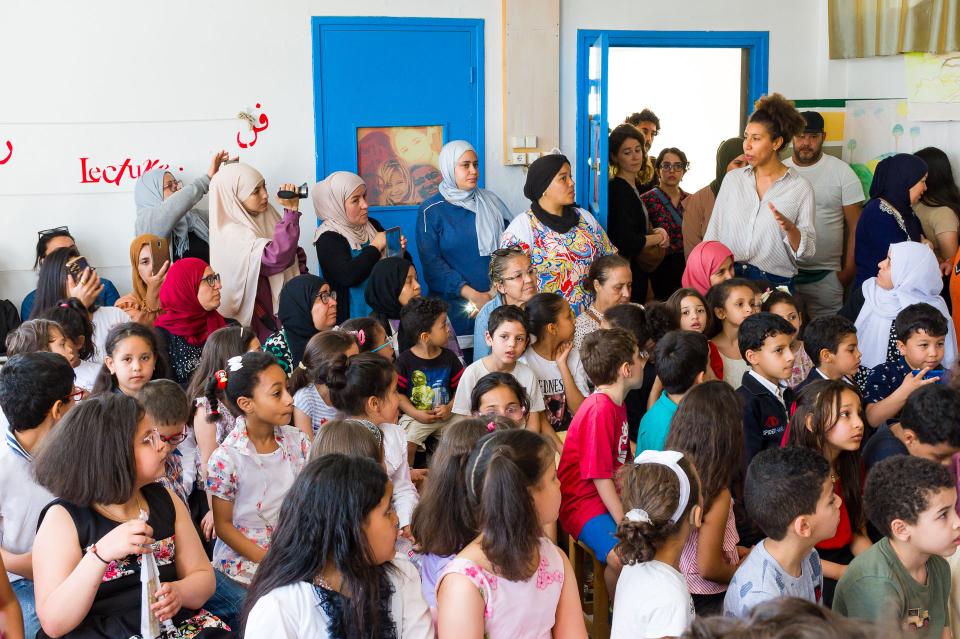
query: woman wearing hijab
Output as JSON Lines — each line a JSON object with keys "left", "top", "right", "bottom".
{"left": 134, "top": 151, "right": 230, "bottom": 263}
{"left": 500, "top": 152, "right": 615, "bottom": 315}
{"left": 682, "top": 138, "right": 746, "bottom": 257}
{"left": 855, "top": 241, "right": 956, "bottom": 372}
{"left": 607, "top": 124, "right": 670, "bottom": 303}
{"left": 262, "top": 274, "right": 338, "bottom": 374}
{"left": 853, "top": 154, "right": 929, "bottom": 288}
{"left": 417, "top": 140, "right": 514, "bottom": 338}
{"left": 681, "top": 241, "right": 736, "bottom": 296}
{"left": 154, "top": 258, "right": 228, "bottom": 385}
{"left": 313, "top": 171, "right": 397, "bottom": 325}
{"left": 209, "top": 163, "right": 307, "bottom": 343}
{"left": 114, "top": 234, "right": 170, "bottom": 326}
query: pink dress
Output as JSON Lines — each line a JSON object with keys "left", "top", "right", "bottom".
{"left": 438, "top": 537, "right": 565, "bottom": 639}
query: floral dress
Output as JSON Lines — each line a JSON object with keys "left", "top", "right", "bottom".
{"left": 437, "top": 537, "right": 565, "bottom": 639}
{"left": 35, "top": 483, "right": 229, "bottom": 638}
{"left": 500, "top": 209, "right": 614, "bottom": 316}
{"left": 206, "top": 417, "right": 310, "bottom": 584}
{"left": 262, "top": 329, "right": 294, "bottom": 375}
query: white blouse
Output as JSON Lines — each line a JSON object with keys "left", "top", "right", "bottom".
{"left": 244, "top": 555, "right": 435, "bottom": 639}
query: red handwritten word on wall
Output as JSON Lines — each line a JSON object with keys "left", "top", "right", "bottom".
{"left": 79, "top": 157, "right": 181, "bottom": 186}
{"left": 0, "top": 140, "right": 12, "bottom": 165}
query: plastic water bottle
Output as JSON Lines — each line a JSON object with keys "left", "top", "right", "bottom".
{"left": 431, "top": 380, "right": 449, "bottom": 410}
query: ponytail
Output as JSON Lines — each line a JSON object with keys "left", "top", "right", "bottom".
{"left": 326, "top": 353, "right": 394, "bottom": 416}
{"left": 464, "top": 429, "right": 552, "bottom": 581}
{"left": 288, "top": 330, "right": 357, "bottom": 396}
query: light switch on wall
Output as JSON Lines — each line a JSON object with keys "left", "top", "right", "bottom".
{"left": 524, "top": 135, "right": 537, "bottom": 147}
{"left": 511, "top": 152, "right": 528, "bottom": 165}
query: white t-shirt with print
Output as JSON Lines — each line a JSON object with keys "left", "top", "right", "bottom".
{"left": 519, "top": 347, "right": 591, "bottom": 431}
{"left": 784, "top": 154, "right": 865, "bottom": 271}
{"left": 452, "top": 358, "right": 546, "bottom": 417}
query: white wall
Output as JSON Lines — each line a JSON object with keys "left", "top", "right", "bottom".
{"left": 0, "top": 0, "right": 907, "bottom": 310}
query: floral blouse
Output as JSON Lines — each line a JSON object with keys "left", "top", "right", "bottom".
{"left": 263, "top": 329, "right": 294, "bottom": 375}
{"left": 500, "top": 209, "right": 614, "bottom": 316}
{"left": 641, "top": 187, "right": 688, "bottom": 254}
{"left": 206, "top": 417, "right": 309, "bottom": 584}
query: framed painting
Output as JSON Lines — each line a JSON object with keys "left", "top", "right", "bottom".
{"left": 357, "top": 125, "right": 444, "bottom": 206}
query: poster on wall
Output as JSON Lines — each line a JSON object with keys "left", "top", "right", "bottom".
{"left": 905, "top": 53, "right": 960, "bottom": 121}
{"left": 356, "top": 126, "right": 443, "bottom": 206}
{"left": 843, "top": 99, "right": 960, "bottom": 197}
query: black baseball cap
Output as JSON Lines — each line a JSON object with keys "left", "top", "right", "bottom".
{"left": 801, "top": 111, "right": 825, "bottom": 133}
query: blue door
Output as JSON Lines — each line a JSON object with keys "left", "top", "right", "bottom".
{"left": 311, "top": 17, "right": 484, "bottom": 290}
{"left": 586, "top": 34, "right": 609, "bottom": 227}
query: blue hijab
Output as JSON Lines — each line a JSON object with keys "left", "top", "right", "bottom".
{"left": 437, "top": 140, "right": 514, "bottom": 256}
{"left": 134, "top": 168, "right": 208, "bottom": 257}
{"left": 869, "top": 153, "right": 928, "bottom": 216}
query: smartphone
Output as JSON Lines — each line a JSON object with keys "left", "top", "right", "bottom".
{"left": 912, "top": 368, "right": 945, "bottom": 382}
{"left": 66, "top": 256, "right": 90, "bottom": 281}
{"left": 385, "top": 226, "right": 402, "bottom": 258}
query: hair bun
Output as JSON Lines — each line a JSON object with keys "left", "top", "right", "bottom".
{"left": 324, "top": 356, "right": 349, "bottom": 391}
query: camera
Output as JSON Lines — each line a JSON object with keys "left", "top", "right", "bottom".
{"left": 277, "top": 183, "right": 309, "bottom": 199}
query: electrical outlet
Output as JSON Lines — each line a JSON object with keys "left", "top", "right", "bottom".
{"left": 511, "top": 152, "right": 527, "bottom": 165}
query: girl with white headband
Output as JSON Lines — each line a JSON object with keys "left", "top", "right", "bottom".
{"left": 610, "top": 450, "right": 703, "bottom": 639}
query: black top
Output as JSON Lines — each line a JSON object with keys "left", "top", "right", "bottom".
{"left": 37, "top": 483, "right": 229, "bottom": 638}
{"left": 155, "top": 327, "right": 203, "bottom": 387}
{"left": 606, "top": 178, "right": 650, "bottom": 259}
{"left": 315, "top": 218, "right": 386, "bottom": 325}
{"left": 737, "top": 372, "right": 794, "bottom": 464}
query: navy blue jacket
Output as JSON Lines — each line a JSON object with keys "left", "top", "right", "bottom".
{"left": 738, "top": 371, "right": 794, "bottom": 465}
{"left": 416, "top": 193, "right": 501, "bottom": 336}
{"left": 853, "top": 199, "right": 923, "bottom": 287}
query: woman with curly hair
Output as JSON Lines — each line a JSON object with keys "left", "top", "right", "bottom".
{"left": 705, "top": 93, "right": 816, "bottom": 291}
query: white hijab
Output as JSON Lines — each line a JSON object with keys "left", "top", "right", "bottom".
{"left": 437, "top": 140, "right": 515, "bottom": 256}
{"left": 312, "top": 171, "right": 379, "bottom": 249}
{"left": 855, "top": 241, "right": 957, "bottom": 369}
{"left": 208, "top": 163, "right": 300, "bottom": 327}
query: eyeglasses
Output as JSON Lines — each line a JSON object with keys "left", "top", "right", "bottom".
{"left": 479, "top": 405, "right": 527, "bottom": 420}
{"left": 502, "top": 267, "right": 537, "bottom": 282}
{"left": 638, "top": 350, "right": 650, "bottom": 360}
{"left": 201, "top": 273, "right": 221, "bottom": 288}
{"left": 38, "top": 225, "right": 70, "bottom": 239}
{"left": 66, "top": 386, "right": 84, "bottom": 402}
{"left": 163, "top": 179, "right": 183, "bottom": 193}
{"left": 659, "top": 162, "right": 689, "bottom": 173}
{"left": 317, "top": 290, "right": 337, "bottom": 305}
{"left": 158, "top": 426, "right": 188, "bottom": 447}
{"left": 371, "top": 340, "right": 393, "bottom": 354}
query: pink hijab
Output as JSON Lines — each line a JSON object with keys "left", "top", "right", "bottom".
{"left": 682, "top": 241, "right": 734, "bottom": 295}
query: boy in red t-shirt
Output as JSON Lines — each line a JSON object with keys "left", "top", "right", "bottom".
{"left": 558, "top": 327, "right": 649, "bottom": 596}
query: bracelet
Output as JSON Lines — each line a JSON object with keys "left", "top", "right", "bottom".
{"left": 89, "top": 545, "right": 110, "bottom": 565}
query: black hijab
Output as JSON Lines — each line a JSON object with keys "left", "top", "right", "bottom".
{"left": 524, "top": 153, "right": 580, "bottom": 234}
{"left": 277, "top": 274, "right": 327, "bottom": 368}
{"left": 365, "top": 257, "right": 413, "bottom": 324}
{"left": 869, "top": 153, "right": 928, "bottom": 215}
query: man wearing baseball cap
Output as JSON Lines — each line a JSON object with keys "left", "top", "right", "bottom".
{"left": 785, "top": 111, "right": 865, "bottom": 317}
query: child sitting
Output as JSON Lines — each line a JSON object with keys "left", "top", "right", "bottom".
{"left": 308, "top": 418, "right": 384, "bottom": 462}
{"left": 288, "top": 330, "right": 359, "bottom": 439}
{"left": 863, "top": 384, "right": 960, "bottom": 472}
{"left": 834, "top": 456, "right": 959, "bottom": 637}
{"left": 737, "top": 313, "right": 797, "bottom": 464}
{"left": 706, "top": 278, "right": 757, "bottom": 389}
{"left": 558, "top": 328, "right": 648, "bottom": 595}
{"left": 637, "top": 330, "right": 708, "bottom": 452}
{"left": 521, "top": 293, "right": 590, "bottom": 434}
{"left": 469, "top": 372, "right": 530, "bottom": 427}
{"left": 761, "top": 288, "right": 814, "bottom": 388}
{"left": 724, "top": 447, "right": 839, "bottom": 618}
{"left": 862, "top": 303, "right": 948, "bottom": 428}
{"left": 603, "top": 303, "right": 652, "bottom": 442}
{"left": 207, "top": 351, "right": 310, "bottom": 586}
{"left": 610, "top": 451, "right": 703, "bottom": 638}
{"left": 796, "top": 315, "right": 867, "bottom": 392}
{"left": 666, "top": 381, "right": 747, "bottom": 615}
{"left": 452, "top": 305, "right": 545, "bottom": 432}
{"left": 242, "top": 455, "right": 433, "bottom": 637}
{"left": 396, "top": 297, "right": 464, "bottom": 464}
{"left": 436, "top": 430, "right": 585, "bottom": 639}
{"left": 37, "top": 298, "right": 102, "bottom": 392}
{"left": 0, "top": 352, "right": 78, "bottom": 638}
{"left": 138, "top": 379, "right": 193, "bottom": 505}
{"left": 4, "top": 318, "right": 77, "bottom": 364}
{"left": 786, "top": 381, "right": 870, "bottom": 604}
{"left": 92, "top": 322, "right": 168, "bottom": 396}
{"left": 341, "top": 316, "right": 395, "bottom": 361}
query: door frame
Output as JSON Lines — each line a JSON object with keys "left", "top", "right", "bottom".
{"left": 311, "top": 16, "right": 485, "bottom": 184}
{"left": 574, "top": 29, "right": 769, "bottom": 215}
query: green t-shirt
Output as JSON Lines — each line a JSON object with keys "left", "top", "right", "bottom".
{"left": 833, "top": 537, "right": 950, "bottom": 637}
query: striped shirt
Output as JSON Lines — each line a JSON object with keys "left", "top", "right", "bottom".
{"left": 704, "top": 166, "right": 816, "bottom": 278}
{"left": 293, "top": 384, "right": 339, "bottom": 436}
